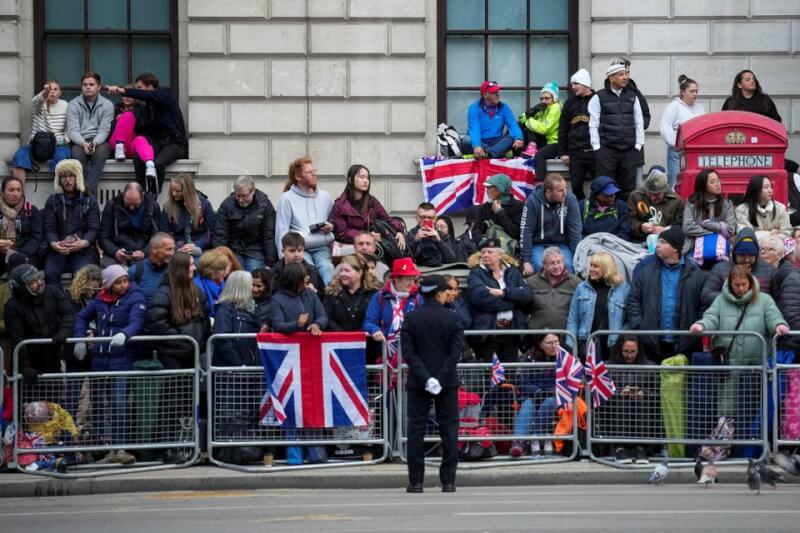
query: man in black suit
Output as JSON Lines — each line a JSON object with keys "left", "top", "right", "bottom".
{"left": 400, "top": 274, "right": 464, "bottom": 493}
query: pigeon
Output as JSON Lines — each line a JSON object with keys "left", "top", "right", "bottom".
{"left": 648, "top": 458, "right": 669, "bottom": 485}
{"left": 697, "top": 464, "right": 717, "bottom": 487}
{"left": 772, "top": 451, "right": 800, "bottom": 476}
{"left": 747, "top": 459, "right": 761, "bottom": 495}
{"left": 694, "top": 457, "right": 704, "bottom": 481}
{"left": 756, "top": 460, "right": 785, "bottom": 488}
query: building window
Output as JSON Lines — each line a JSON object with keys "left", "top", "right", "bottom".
{"left": 34, "top": 0, "right": 177, "bottom": 100}
{"left": 438, "top": 0, "right": 577, "bottom": 133}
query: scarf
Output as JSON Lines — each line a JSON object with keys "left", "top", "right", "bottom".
{"left": 98, "top": 287, "right": 121, "bottom": 305}
{"left": 0, "top": 197, "right": 23, "bottom": 241}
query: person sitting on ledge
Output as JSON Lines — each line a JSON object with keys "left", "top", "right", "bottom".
{"left": 464, "top": 81, "right": 524, "bottom": 159}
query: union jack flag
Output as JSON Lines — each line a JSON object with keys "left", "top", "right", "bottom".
{"left": 419, "top": 157, "right": 536, "bottom": 215}
{"left": 490, "top": 353, "right": 505, "bottom": 386}
{"left": 258, "top": 332, "right": 370, "bottom": 429}
{"left": 586, "top": 339, "right": 616, "bottom": 408}
{"left": 555, "top": 346, "right": 584, "bottom": 408}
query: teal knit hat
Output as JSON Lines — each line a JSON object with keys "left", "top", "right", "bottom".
{"left": 486, "top": 173, "right": 513, "bottom": 203}
{"left": 540, "top": 81, "right": 559, "bottom": 102}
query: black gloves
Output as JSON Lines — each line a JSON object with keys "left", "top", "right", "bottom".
{"left": 22, "top": 366, "right": 41, "bottom": 385}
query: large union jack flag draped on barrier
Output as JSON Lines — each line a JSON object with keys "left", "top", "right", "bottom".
{"left": 258, "top": 332, "right": 370, "bottom": 429}
{"left": 419, "top": 157, "right": 537, "bottom": 215}
{"left": 586, "top": 339, "right": 616, "bottom": 408}
{"left": 555, "top": 346, "right": 584, "bottom": 408}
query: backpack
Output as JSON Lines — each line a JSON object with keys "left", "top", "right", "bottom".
{"left": 372, "top": 217, "right": 408, "bottom": 266}
{"left": 31, "top": 131, "right": 56, "bottom": 162}
{"left": 482, "top": 222, "right": 519, "bottom": 258}
{"left": 437, "top": 123, "right": 462, "bottom": 158}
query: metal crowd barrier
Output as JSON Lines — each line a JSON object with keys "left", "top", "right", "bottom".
{"left": 206, "top": 333, "right": 389, "bottom": 473}
{"left": 772, "top": 332, "right": 800, "bottom": 451}
{"left": 587, "top": 330, "right": 769, "bottom": 469}
{"left": 11, "top": 335, "right": 201, "bottom": 478}
{"left": 397, "top": 329, "right": 581, "bottom": 469}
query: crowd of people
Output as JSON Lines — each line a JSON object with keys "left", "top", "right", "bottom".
{"left": 2, "top": 61, "right": 799, "bottom": 468}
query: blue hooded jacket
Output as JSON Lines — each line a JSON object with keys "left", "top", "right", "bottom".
{"left": 467, "top": 99, "right": 523, "bottom": 148}
{"left": 578, "top": 176, "right": 630, "bottom": 239}
{"left": 520, "top": 184, "right": 582, "bottom": 262}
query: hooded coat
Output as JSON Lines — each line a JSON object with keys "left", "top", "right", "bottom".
{"left": 578, "top": 176, "right": 630, "bottom": 239}
{"left": 99, "top": 192, "right": 161, "bottom": 257}
{"left": 520, "top": 184, "right": 582, "bottom": 261}
{"left": 212, "top": 301, "right": 260, "bottom": 366}
{"left": 700, "top": 227, "right": 777, "bottom": 309}
{"left": 74, "top": 283, "right": 147, "bottom": 361}
{"left": 43, "top": 159, "right": 100, "bottom": 245}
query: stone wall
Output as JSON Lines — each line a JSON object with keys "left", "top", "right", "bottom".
{"left": 588, "top": 0, "right": 800, "bottom": 168}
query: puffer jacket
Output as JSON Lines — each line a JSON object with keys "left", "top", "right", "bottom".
{"left": 144, "top": 277, "right": 211, "bottom": 369}
{"left": 212, "top": 302, "right": 260, "bottom": 366}
{"left": 467, "top": 263, "right": 533, "bottom": 331}
{"left": 519, "top": 102, "right": 562, "bottom": 145}
{"left": 566, "top": 280, "right": 630, "bottom": 346}
{"left": 696, "top": 282, "right": 786, "bottom": 366}
{"left": 734, "top": 200, "right": 792, "bottom": 239}
{"left": 43, "top": 192, "right": 100, "bottom": 244}
{"left": 213, "top": 190, "right": 277, "bottom": 265}
{"left": 700, "top": 228, "right": 776, "bottom": 309}
{"left": 774, "top": 259, "right": 800, "bottom": 351}
{"left": 74, "top": 284, "right": 146, "bottom": 360}
{"left": 99, "top": 193, "right": 161, "bottom": 257}
{"left": 579, "top": 176, "right": 630, "bottom": 240}
{"left": 269, "top": 287, "right": 328, "bottom": 334}
{"left": 330, "top": 192, "right": 402, "bottom": 244}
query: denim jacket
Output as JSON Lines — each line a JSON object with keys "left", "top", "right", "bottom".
{"left": 566, "top": 281, "right": 630, "bottom": 346}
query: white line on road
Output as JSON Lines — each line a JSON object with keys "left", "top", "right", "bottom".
{"left": 457, "top": 510, "right": 800, "bottom": 517}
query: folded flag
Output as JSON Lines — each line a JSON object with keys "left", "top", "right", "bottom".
{"left": 555, "top": 346, "right": 584, "bottom": 408}
{"left": 258, "top": 331, "right": 370, "bottom": 429}
{"left": 491, "top": 353, "right": 506, "bottom": 386}
{"left": 586, "top": 339, "right": 616, "bottom": 408}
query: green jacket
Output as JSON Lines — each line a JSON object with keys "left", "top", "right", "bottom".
{"left": 519, "top": 102, "right": 562, "bottom": 145}
{"left": 696, "top": 282, "right": 786, "bottom": 365}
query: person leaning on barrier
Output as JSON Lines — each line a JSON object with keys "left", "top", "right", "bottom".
{"left": 467, "top": 237, "right": 533, "bottom": 363}
{"left": 251, "top": 267, "right": 272, "bottom": 332}
{"left": 525, "top": 246, "right": 580, "bottom": 331}
{"left": 144, "top": 252, "right": 210, "bottom": 369}
{"left": 269, "top": 262, "right": 328, "bottom": 336}
{"left": 626, "top": 225, "right": 705, "bottom": 363}
{"left": 400, "top": 274, "right": 464, "bottom": 493}
{"left": 211, "top": 270, "right": 260, "bottom": 366}
{"left": 4, "top": 262, "right": 75, "bottom": 384}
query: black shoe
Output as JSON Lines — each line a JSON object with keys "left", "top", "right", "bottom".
{"left": 615, "top": 447, "right": 633, "bottom": 465}
{"left": 634, "top": 446, "right": 650, "bottom": 465}
{"left": 406, "top": 483, "right": 424, "bottom": 493}
{"left": 442, "top": 484, "right": 456, "bottom": 493}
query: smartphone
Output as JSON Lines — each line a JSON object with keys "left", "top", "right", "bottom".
{"left": 422, "top": 219, "right": 434, "bottom": 230}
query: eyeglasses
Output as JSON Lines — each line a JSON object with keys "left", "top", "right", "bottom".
{"left": 541, "top": 340, "right": 560, "bottom": 346}
{"left": 539, "top": 96, "right": 552, "bottom": 101}
{"left": 760, "top": 248, "right": 777, "bottom": 253}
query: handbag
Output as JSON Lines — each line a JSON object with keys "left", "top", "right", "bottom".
{"left": 715, "top": 303, "right": 749, "bottom": 365}
{"left": 692, "top": 233, "right": 730, "bottom": 266}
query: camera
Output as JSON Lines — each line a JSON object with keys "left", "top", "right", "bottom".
{"left": 308, "top": 222, "right": 326, "bottom": 233}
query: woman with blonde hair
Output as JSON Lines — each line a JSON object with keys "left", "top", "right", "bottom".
{"left": 160, "top": 172, "right": 215, "bottom": 256}
{"left": 194, "top": 248, "right": 230, "bottom": 317}
{"left": 566, "top": 251, "right": 630, "bottom": 360}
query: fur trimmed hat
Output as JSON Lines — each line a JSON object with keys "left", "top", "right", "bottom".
{"left": 53, "top": 159, "right": 86, "bottom": 194}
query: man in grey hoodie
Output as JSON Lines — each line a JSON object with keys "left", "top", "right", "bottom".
{"left": 66, "top": 71, "right": 114, "bottom": 195}
{"left": 275, "top": 157, "right": 335, "bottom": 285}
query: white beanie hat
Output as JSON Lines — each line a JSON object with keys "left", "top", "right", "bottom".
{"left": 570, "top": 68, "right": 592, "bottom": 88}
{"left": 605, "top": 63, "right": 627, "bottom": 78}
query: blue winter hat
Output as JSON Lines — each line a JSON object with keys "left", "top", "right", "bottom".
{"left": 734, "top": 237, "right": 758, "bottom": 256}
{"left": 540, "top": 82, "right": 560, "bottom": 102}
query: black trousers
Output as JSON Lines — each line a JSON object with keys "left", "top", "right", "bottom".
{"left": 133, "top": 138, "right": 187, "bottom": 194}
{"left": 406, "top": 386, "right": 458, "bottom": 486}
{"left": 533, "top": 143, "right": 560, "bottom": 181}
{"left": 568, "top": 150, "right": 597, "bottom": 202}
{"left": 474, "top": 332, "right": 520, "bottom": 363}
{"left": 595, "top": 146, "right": 639, "bottom": 201}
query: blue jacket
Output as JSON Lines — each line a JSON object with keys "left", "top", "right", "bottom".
{"left": 129, "top": 258, "right": 168, "bottom": 303}
{"left": 212, "top": 302, "right": 259, "bottom": 366}
{"left": 269, "top": 287, "right": 328, "bottom": 334}
{"left": 467, "top": 264, "right": 533, "bottom": 330}
{"left": 74, "top": 284, "right": 146, "bottom": 360}
{"left": 578, "top": 176, "right": 630, "bottom": 239}
{"left": 520, "top": 185, "right": 582, "bottom": 261}
{"left": 446, "top": 296, "right": 472, "bottom": 330}
{"left": 363, "top": 284, "right": 423, "bottom": 337}
{"left": 467, "top": 99, "right": 523, "bottom": 148}
{"left": 159, "top": 193, "right": 216, "bottom": 251}
{"left": 566, "top": 281, "right": 630, "bottom": 346}
{"left": 518, "top": 354, "right": 555, "bottom": 401}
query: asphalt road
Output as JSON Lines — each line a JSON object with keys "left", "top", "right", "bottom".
{"left": 1, "top": 484, "right": 799, "bottom": 532}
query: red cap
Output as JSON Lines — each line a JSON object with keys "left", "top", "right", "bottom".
{"left": 480, "top": 81, "right": 501, "bottom": 94}
{"left": 390, "top": 257, "right": 421, "bottom": 278}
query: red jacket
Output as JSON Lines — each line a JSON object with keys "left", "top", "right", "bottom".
{"left": 331, "top": 192, "right": 402, "bottom": 243}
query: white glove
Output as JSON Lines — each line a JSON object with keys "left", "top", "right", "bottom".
{"left": 74, "top": 342, "right": 87, "bottom": 361}
{"left": 425, "top": 377, "right": 442, "bottom": 395}
{"left": 109, "top": 332, "right": 126, "bottom": 347}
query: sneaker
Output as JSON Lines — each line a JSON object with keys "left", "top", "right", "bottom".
{"left": 543, "top": 441, "right": 554, "bottom": 456}
{"left": 510, "top": 441, "right": 525, "bottom": 458}
{"left": 145, "top": 161, "right": 157, "bottom": 179}
{"left": 520, "top": 142, "right": 538, "bottom": 159}
{"left": 615, "top": 447, "right": 633, "bottom": 465}
{"left": 113, "top": 450, "right": 136, "bottom": 465}
{"left": 95, "top": 451, "right": 117, "bottom": 464}
{"left": 114, "top": 142, "right": 126, "bottom": 161}
{"left": 530, "top": 440, "right": 541, "bottom": 456}
{"left": 634, "top": 446, "right": 650, "bottom": 465}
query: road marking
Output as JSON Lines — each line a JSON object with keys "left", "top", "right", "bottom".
{"left": 144, "top": 491, "right": 252, "bottom": 499}
{"left": 249, "top": 514, "right": 368, "bottom": 523}
{"left": 457, "top": 510, "right": 800, "bottom": 517}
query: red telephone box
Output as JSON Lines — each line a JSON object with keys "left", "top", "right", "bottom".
{"left": 676, "top": 111, "right": 788, "bottom": 202}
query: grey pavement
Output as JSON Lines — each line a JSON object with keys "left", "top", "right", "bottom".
{"left": 2, "top": 460, "right": 798, "bottom": 498}
{"left": 1, "top": 484, "right": 800, "bottom": 532}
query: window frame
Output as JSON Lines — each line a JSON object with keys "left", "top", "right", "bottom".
{"left": 436, "top": 0, "right": 579, "bottom": 124}
{"left": 33, "top": 0, "right": 179, "bottom": 94}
